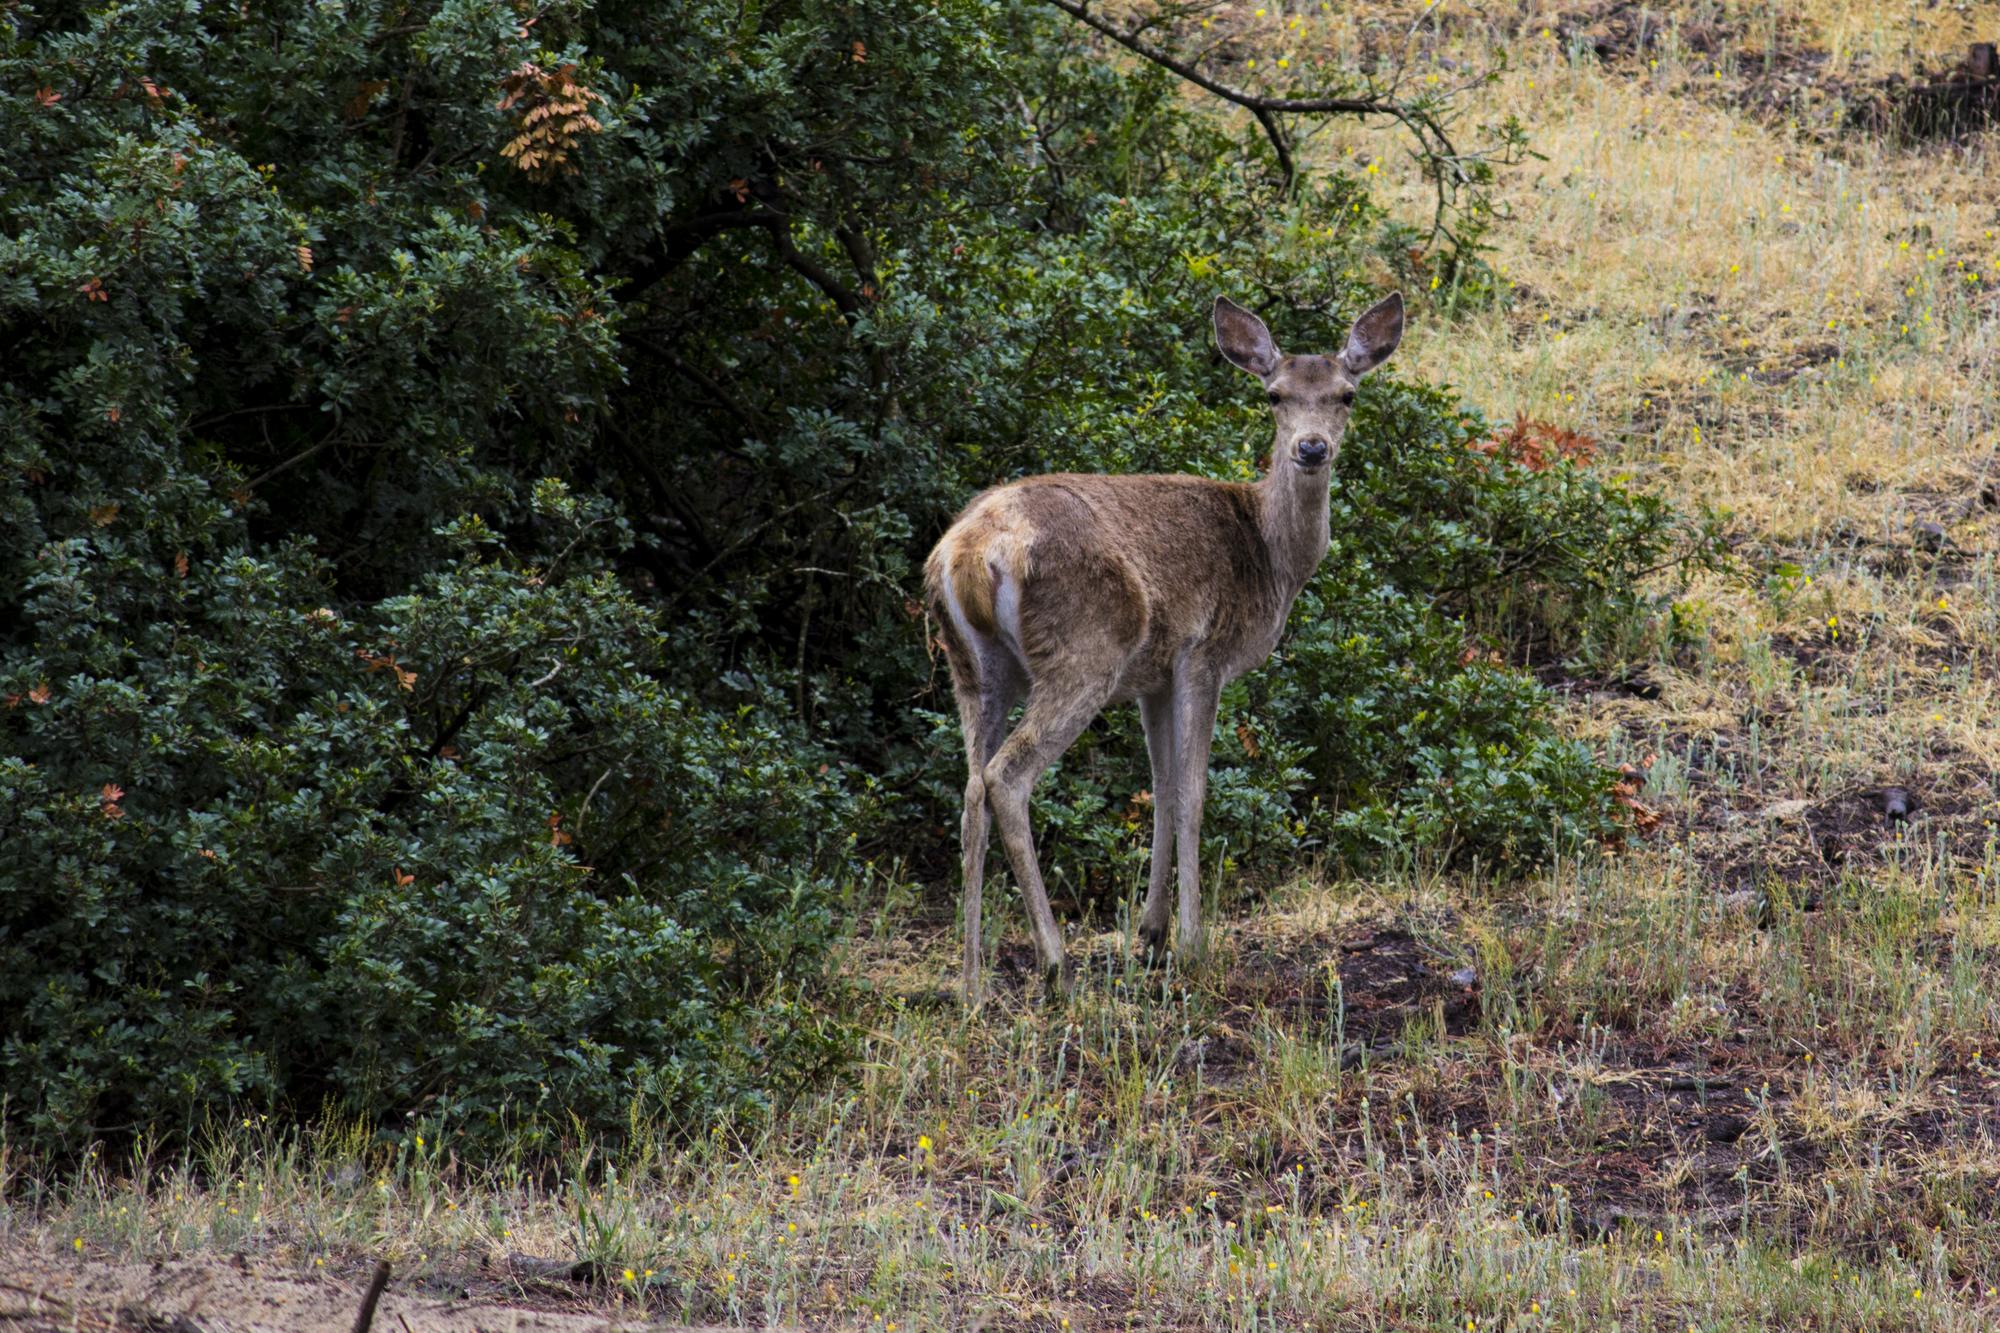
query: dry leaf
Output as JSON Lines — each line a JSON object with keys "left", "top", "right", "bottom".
{"left": 1471, "top": 415, "right": 1598, "bottom": 471}
{"left": 496, "top": 62, "right": 606, "bottom": 181}
{"left": 345, "top": 78, "right": 388, "bottom": 119}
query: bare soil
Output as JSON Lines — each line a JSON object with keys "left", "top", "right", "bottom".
{"left": 0, "top": 1249, "right": 682, "bottom": 1333}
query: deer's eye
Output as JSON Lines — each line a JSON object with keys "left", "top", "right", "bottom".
{"left": 1338, "top": 390, "right": 1357, "bottom": 406}
{"left": 1267, "top": 391, "right": 1282, "bottom": 405}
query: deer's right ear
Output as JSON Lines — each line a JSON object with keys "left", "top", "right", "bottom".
{"left": 1213, "top": 296, "right": 1279, "bottom": 380}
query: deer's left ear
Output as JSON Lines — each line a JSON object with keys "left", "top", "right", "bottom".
{"left": 1339, "top": 291, "right": 1404, "bottom": 377}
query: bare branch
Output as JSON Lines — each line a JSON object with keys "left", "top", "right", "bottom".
{"left": 1043, "top": 0, "right": 1394, "bottom": 115}
{"left": 1041, "top": 0, "right": 1527, "bottom": 253}
{"left": 1248, "top": 104, "right": 1296, "bottom": 194}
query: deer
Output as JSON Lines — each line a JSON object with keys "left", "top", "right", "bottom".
{"left": 924, "top": 291, "right": 1405, "bottom": 1004}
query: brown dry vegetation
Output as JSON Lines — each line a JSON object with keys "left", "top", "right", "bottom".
{"left": 6, "top": 2, "right": 2000, "bottom": 1329}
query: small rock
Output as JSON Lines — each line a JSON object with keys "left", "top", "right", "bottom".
{"left": 1881, "top": 787, "right": 1912, "bottom": 824}
{"left": 1913, "top": 520, "right": 1949, "bottom": 552}
{"left": 1449, "top": 966, "right": 1479, "bottom": 988}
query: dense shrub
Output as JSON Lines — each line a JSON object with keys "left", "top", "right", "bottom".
{"left": 1, "top": 0, "right": 1717, "bottom": 1153}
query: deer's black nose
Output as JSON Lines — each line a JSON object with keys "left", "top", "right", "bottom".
{"left": 1295, "top": 436, "right": 1330, "bottom": 466}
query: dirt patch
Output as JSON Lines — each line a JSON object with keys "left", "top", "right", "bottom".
{"left": 0, "top": 1248, "right": 671, "bottom": 1333}
{"left": 1851, "top": 50, "right": 2000, "bottom": 142}
{"left": 1223, "top": 918, "right": 1479, "bottom": 1047}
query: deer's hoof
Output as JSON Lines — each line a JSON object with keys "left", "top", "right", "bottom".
{"left": 1137, "top": 925, "right": 1170, "bottom": 967}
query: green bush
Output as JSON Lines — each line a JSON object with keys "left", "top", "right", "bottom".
{"left": 1, "top": 0, "right": 1717, "bottom": 1154}
{"left": 0, "top": 485, "right": 856, "bottom": 1147}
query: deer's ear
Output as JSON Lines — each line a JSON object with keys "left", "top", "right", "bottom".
{"left": 1213, "top": 296, "right": 1279, "bottom": 379}
{"left": 1339, "top": 291, "right": 1404, "bottom": 377}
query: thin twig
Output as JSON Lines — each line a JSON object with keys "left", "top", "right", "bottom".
{"left": 575, "top": 759, "right": 623, "bottom": 834}
{"left": 350, "top": 1259, "right": 392, "bottom": 1333}
{"left": 245, "top": 433, "right": 340, "bottom": 491}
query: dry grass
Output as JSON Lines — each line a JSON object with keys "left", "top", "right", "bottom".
{"left": 6, "top": 3, "right": 2000, "bottom": 1329}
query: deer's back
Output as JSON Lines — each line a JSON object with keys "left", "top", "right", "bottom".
{"left": 926, "top": 472, "right": 1285, "bottom": 697}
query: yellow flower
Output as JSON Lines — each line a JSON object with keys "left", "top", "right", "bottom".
{"left": 917, "top": 1134, "right": 932, "bottom": 1152}
{"left": 73, "top": 1237, "right": 84, "bottom": 1252}
{"left": 623, "top": 1268, "right": 637, "bottom": 1283}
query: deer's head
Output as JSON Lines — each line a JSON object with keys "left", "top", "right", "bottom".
{"left": 1213, "top": 292, "right": 1404, "bottom": 477}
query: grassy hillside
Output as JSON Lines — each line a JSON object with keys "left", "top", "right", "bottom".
{"left": 6, "top": 3, "right": 1999, "bottom": 1328}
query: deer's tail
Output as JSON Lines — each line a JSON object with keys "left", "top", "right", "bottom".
{"left": 927, "top": 492, "right": 1035, "bottom": 653}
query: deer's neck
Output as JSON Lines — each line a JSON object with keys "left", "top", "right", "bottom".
{"left": 1254, "top": 464, "right": 1332, "bottom": 603}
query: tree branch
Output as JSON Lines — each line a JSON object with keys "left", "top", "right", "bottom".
{"left": 768, "top": 225, "right": 863, "bottom": 322}
{"left": 1042, "top": 0, "right": 1509, "bottom": 248}
{"left": 1248, "top": 104, "right": 1296, "bottom": 194}
{"left": 1043, "top": 0, "right": 1396, "bottom": 116}
{"left": 619, "top": 205, "right": 790, "bottom": 296}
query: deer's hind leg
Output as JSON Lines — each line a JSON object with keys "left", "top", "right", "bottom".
{"left": 984, "top": 664, "right": 1122, "bottom": 991}
{"left": 949, "top": 641, "right": 1022, "bottom": 1008}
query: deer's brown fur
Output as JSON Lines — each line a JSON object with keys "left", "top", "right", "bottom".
{"left": 926, "top": 293, "right": 1405, "bottom": 1004}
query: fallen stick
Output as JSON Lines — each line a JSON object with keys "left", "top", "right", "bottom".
{"left": 350, "top": 1259, "right": 391, "bottom": 1333}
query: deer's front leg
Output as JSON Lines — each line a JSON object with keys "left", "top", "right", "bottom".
{"left": 1170, "top": 673, "right": 1222, "bottom": 958}
{"left": 1137, "top": 690, "right": 1178, "bottom": 958}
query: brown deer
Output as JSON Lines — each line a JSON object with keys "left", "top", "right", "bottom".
{"left": 925, "top": 292, "right": 1405, "bottom": 1003}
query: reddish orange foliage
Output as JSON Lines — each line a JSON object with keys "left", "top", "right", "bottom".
{"left": 1471, "top": 416, "right": 1598, "bottom": 471}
